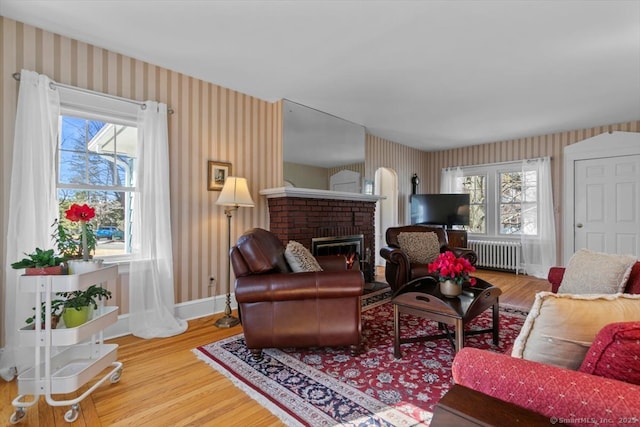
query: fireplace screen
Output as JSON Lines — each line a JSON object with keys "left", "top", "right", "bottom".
{"left": 312, "top": 235, "right": 364, "bottom": 270}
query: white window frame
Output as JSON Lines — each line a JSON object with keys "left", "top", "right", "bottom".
{"left": 459, "top": 161, "right": 535, "bottom": 239}
{"left": 57, "top": 87, "right": 138, "bottom": 262}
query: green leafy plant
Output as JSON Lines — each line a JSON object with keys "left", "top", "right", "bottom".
{"left": 25, "top": 299, "right": 65, "bottom": 326}
{"left": 11, "top": 248, "right": 65, "bottom": 269}
{"left": 51, "top": 218, "right": 97, "bottom": 260}
{"left": 58, "top": 285, "right": 112, "bottom": 311}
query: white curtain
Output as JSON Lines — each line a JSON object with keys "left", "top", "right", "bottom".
{"left": 129, "top": 101, "right": 187, "bottom": 338}
{"left": 521, "top": 157, "right": 557, "bottom": 278}
{"left": 440, "top": 167, "right": 463, "bottom": 193}
{"left": 1, "top": 70, "right": 60, "bottom": 379}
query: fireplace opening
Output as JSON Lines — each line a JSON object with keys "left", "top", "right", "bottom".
{"left": 311, "top": 235, "right": 371, "bottom": 281}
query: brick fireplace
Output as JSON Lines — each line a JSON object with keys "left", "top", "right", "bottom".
{"left": 260, "top": 187, "right": 380, "bottom": 282}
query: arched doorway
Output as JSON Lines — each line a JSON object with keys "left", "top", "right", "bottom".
{"left": 375, "top": 167, "right": 398, "bottom": 266}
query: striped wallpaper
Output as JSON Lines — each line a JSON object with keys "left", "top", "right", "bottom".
{"left": 365, "top": 134, "right": 430, "bottom": 223}
{"left": 423, "top": 121, "right": 640, "bottom": 258}
{"left": 1, "top": 16, "right": 639, "bottom": 346}
{"left": 0, "top": 17, "right": 282, "bottom": 333}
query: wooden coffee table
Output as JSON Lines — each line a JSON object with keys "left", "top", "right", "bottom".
{"left": 392, "top": 276, "right": 501, "bottom": 358}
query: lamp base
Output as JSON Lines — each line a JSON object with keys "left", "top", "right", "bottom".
{"left": 214, "top": 314, "right": 240, "bottom": 328}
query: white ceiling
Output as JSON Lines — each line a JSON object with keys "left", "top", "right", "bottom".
{"left": 2, "top": 0, "right": 639, "bottom": 155}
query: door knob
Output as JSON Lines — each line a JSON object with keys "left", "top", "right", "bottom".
{"left": 576, "top": 223, "right": 583, "bottom": 228}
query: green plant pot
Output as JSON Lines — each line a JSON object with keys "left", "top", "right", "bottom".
{"left": 62, "top": 306, "right": 93, "bottom": 328}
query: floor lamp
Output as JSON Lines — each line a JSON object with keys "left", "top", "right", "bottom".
{"left": 215, "top": 176, "right": 255, "bottom": 328}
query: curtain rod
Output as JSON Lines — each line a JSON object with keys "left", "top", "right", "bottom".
{"left": 12, "top": 72, "right": 174, "bottom": 114}
{"left": 443, "top": 156, "right": 550, "bottom": 171}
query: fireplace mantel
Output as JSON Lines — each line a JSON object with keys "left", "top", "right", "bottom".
{"left": 260, "top": 187, "right": 384, "bottom": 202}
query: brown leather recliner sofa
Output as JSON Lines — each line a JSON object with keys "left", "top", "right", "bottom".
{"left": 230, "top": 228, "right": 364, "bottom": 360}
{"left": 379, "top": 225, "right": 477, "bottom": 293}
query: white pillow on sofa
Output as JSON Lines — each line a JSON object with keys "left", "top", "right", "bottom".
{"left": 511, "top": 292, "right": 640, "bottom": 370}
{"left": 557, "top": 249, "right": 636, "bottom": 294}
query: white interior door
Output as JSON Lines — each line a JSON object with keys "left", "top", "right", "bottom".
{"left": 574, "top": 155, "right": 640, "bottom": 256}
{"left": 375, "top": 167, "right": 398, "bottom": 266}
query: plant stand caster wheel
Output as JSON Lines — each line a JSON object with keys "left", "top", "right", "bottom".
{"left": 64, "top": 404, "right": 79, "bottom": 423}
{"left": 9, "top": 408, "right": 26, "bottom": 424}
{"left": 110, "top": 368, "right": 122, "bottom": 383}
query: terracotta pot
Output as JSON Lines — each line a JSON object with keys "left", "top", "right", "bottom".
{"left": 25, "top": 266, "right": 64, "bottom": 276}
{"left": 440, "top": 279, "right": 462, "bottom": 298}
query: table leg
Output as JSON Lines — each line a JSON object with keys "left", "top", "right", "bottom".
{"left": 492, "top": 299, "right": 500, "bottom": 346}
{"left": 455, "top": 318, "right": 464, "bottom": 353}
{"left": 393, "top": 304, "right": 402, "bottom": 358}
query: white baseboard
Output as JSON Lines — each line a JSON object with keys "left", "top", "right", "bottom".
{"left": 103, "top": 293, "right": 237, "bottom": 340}
{"left": 1, "top": 295, "right": 236, "bottom": 362}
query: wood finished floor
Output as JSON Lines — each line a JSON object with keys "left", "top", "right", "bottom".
{"left": 0, "top": 269, "right": 550, "bottom": 426}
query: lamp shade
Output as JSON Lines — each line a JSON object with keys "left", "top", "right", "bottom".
{"left": 216, "top": 176, "right": 255, "bottom": 208}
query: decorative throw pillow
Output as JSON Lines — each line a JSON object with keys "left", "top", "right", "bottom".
{"left": 511, "top": 292, "right": 640, "bottom": 370}
{"left": 284, "top": 241, "right": 323, "bottom": 273}
{"left": 397, "top": 232, "right": 440, "bottom": 264}
{"left": 557, "top": 249, "right": 636, "bottom": 294}
{"left": 579, "top": 322, "right": 640, "bottom": 385}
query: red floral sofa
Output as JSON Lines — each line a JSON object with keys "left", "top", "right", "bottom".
{"left": 436, "top": 262, "right": 640, "bottom": 425}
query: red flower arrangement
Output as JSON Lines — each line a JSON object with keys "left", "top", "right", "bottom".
{"left": 65, "top": 204, "right": 95, "bottom": 261}
{"left": 428, "top": 251, "right": 477, "bottom": 286}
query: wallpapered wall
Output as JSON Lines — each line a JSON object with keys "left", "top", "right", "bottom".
{"left": 423, "top": 121, "right": 640, "bottom": 258}
{"left": 0, "top": 17, "right": 281, "bottom": 342}
{"left": 1, "top": 16, "right": 638, "bottom": 346}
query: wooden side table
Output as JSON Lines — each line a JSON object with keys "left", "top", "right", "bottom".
{"left": 392, "top": 276, "right": 501, "bottom": 358}
{"left": 432, "top": 385, "right": 550, "bottom": 426}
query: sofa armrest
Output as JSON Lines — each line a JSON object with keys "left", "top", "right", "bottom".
{"left": 547, "top": 266, "right": 565, "bottom": 293}
{"left": 235, "top": 270, "right": 363, "bottom": 303}
{"left": 445, "top": 246, "right": 478, "bottom": 266}
{"left": 452, "top": 347, "right": 640, "bottom": 422}
{"left": 379, "top": 245, "right": 409, "bottom": 266}
{"left": 316, "top": 254, "right": 347, "bottom": 271}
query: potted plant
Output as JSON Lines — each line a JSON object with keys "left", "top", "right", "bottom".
{"left": 11, "top": 248, "right": 65, "bottom": 276}
{"left": 25, "top": 299, "right": 65, "bottom": 329}
{"left": 59, "top": 204, "right": 104, "bottom": 274}
{"left": 51, "top": 218, "right": 97, "bottom": 260}
{"left": 58, "top": 284, "right": 112, "bottom": 328}
{"left": 428, "top": 251, "right": 477, "bottom": 298}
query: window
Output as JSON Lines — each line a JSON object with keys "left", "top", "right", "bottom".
{"left": 499, "top": 171, "right": 537, "bottom": 235}
{"left": 461, "top": 175, "right": 486, "bottom": 233}
{"left": 57, "top": 91, "right": 138, "bottom": 258}
{"left": 457, "top": 163, "right": 538, "bottom": 237}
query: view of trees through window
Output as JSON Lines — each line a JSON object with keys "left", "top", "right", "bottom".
{"left": 458, "top": 168, "right": 538, "bottom": 236}
{"left": 500, "top": 170, "right": 537, "bottom": 235}
{"left": 461, "top": 175, "right": 486, "bottom": 233}
{"left": 57, "top": 115, "right": 137, "bottom": 256}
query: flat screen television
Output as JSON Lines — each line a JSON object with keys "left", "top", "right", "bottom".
{"left": 410, "top": 193, "right": 470, "bottom": 228}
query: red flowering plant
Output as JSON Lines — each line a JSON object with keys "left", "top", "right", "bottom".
{"left": 427, "top": 251, "right": 477, "bottom": 286}
{"left": 65, "top": 203, "right": 96, "bottom": 261}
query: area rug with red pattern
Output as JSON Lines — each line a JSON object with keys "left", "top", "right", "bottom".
{"left": 193, "top": 302, "right": 527, "bottom": 426}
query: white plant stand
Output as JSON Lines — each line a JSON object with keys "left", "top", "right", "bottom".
{"left": 10, "top": 265, "right": 123, "bottom": 424}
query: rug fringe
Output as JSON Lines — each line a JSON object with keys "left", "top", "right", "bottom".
{"left": 191, "top": 348, "right": 305, "bottom": 427}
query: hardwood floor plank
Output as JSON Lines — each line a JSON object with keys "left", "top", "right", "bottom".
{"left": 1, "top": 269, "right": 549, "bottom": 426}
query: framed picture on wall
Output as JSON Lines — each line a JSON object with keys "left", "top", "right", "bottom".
{"left": 208, "top": 161, "right": 232, "bottom": 191}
